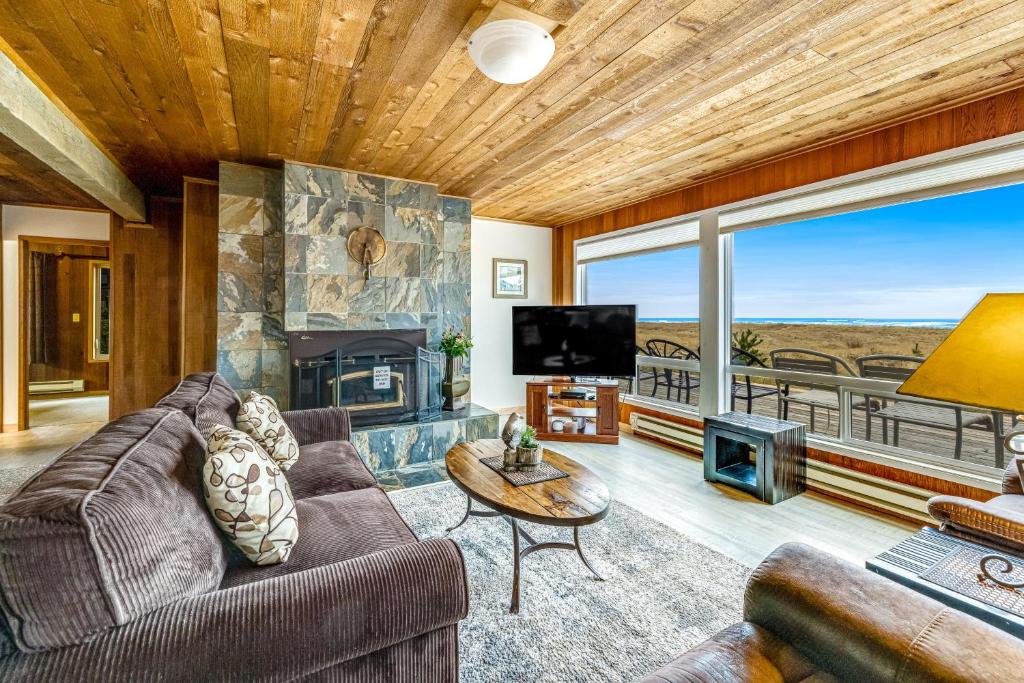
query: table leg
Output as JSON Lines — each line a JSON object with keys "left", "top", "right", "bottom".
{"left": 510, "top": 518, "right": 522, "bottom": 614}
{"left": 445, "top": 494, "right": 472, "bottom": 533}
{"left": 574, "top": 526, "right": 605, "bottom": 581}
{"left": 446, "top": 493, "right": 501, "bottom": 534}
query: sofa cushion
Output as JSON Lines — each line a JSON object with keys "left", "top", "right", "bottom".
{"left": 203, "top": 425, "right": 299, "bottom": 565}
{"left": 236, "top": 391, "right": 299, "bottom": 471}
{"left": 219, "top": 487, "right": 417, "bottom": 588}
{"left": 0, "top": 408, "right": 227, "bottom": 652}
{"left": 157, "top": 372, "right": 240, "bottom": 435}
{"left": 286, "top": 440, "right": 377, "bottom": 499}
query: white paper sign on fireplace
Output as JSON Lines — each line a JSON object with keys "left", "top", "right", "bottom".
{"left": 373, "top": 366, "right": 391, "bottom": 390}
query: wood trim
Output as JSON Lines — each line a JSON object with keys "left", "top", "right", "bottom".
{"left": 553, "top": 87, "right": 1024, "bottom": 303}
{"left": 17, "top": 235, "right": 110, "bottom": 429}
{"left": 109, "top": 198, "right": 184, "bottom": 419}
{"left": 15, "top": 235, "right": 110, "bottom": 248}
{"left": 0, "top": 201, "right": 111, "bottom": 214}
{"left": 86, "top": 258, "right": 110, "bottom": 363}
{"left": 0, "top": 206, "right": 3, "bottom": 429}
{"left": 182, "top": 176, "right": 218, "bottom": 186}
{"left": 180, "top": 178, "right": 218, "bottom": 375}
{"left": 17, "top": 236, "right": 25, "bottom": 430}
{"left": 618, "top": 400, "right": 995, "bottom": 505}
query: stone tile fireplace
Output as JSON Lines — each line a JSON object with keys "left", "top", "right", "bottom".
{"left": 216, "top": 161, "right": 493, "bottom": 473}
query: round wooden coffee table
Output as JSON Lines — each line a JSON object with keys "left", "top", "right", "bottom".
{"left": 445, "top": 439, "right": 611, "bottom": 613}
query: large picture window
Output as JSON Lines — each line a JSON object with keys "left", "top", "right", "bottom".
{"left": 574, "top": 141, "right": 1024, "bottom": 476}
{"left": 730, "top": 183, "right": 1024, "bottom": 469}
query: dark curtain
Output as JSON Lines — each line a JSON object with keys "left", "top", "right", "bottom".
{"left": 29, "top": 252, "right": 57, "bottom": 365}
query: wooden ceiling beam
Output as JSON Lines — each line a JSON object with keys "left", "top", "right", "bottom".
{"left": 0, "top": 50, "right": 145, "bottom": 220}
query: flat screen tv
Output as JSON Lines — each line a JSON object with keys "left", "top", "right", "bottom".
{"left": 512, "top": 305, "right": 637, "bottom": 378}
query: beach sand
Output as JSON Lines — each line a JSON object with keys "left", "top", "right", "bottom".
{"left": 637, "top": 322, "right": 952, "bottom": 369}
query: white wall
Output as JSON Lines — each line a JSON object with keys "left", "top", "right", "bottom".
{"left": 470, "top": 216, "right": 551, "bottom": 411}
{"left": 2, "top": 205, "right": 110, "bottom": 428}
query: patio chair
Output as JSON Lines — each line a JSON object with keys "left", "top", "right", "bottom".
{"left": 646, "top": 339, "right": 700, "bottom": 405}
{"left": 770, "top": 348, "right": 869, "bottom": 433}
{"left": 856, "top": 354, "right": 995, "bottom": 461}
{"left": 730, "top": 347, "right": 780, "bottom": 414}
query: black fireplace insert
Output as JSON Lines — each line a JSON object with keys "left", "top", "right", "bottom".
{"left": 289, "top": 329, "right": 442, "bottom": 426}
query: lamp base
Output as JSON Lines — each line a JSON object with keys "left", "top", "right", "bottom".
{"left": 978, "top": 554, "right": 1024, "bottom": 590}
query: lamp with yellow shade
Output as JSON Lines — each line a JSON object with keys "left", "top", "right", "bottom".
{"left": 898, "top": 293, "right": 1024, "bottom": 456}
{"left": 897, "top": 293, "right": 1024, "bottom": 589}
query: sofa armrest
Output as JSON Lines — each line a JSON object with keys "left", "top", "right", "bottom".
{"left": 744, "top": 542, "right": 1024, "bottom": 682}
{"left": 928, "top": 494, "right": 1024, "bottom": 550}
{"left": 281, "top": 406, "right": 351, "bottom": 445}
{"left": 0, "top": 539, "right": 467, "bottom": 681}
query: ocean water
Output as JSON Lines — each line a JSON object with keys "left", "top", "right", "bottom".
{"left": 639, "top": 317, "right": 959, "bottom": 329}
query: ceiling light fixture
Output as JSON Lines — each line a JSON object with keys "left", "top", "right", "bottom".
{"left": 468, "top": 19, "right": 555, "bottom": 85}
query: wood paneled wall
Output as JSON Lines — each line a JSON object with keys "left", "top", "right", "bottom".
{"left": 552, "top": 87, "right": 1024, "bottom": 303}
{"left": 180, "top": 178, "right": 218, "bottom": 376}
{"left": 109, "top": 197, "right": 184, "bottom": 419}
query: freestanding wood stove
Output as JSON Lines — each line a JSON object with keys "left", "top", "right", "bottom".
{"left": 703, "top": 412, "right": 806, "bottom": 504}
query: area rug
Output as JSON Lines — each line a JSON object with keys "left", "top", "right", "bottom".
{"left": 389, "top": 482, "right": 751, "bottom": 683}
{"left": 0, "top": 466, "right": 43, "bottom": 502}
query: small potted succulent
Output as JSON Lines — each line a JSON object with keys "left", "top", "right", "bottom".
{"left": 516, "top": 425, "right": 543, "bottom": 470}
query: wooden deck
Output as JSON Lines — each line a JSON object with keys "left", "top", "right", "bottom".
{"left": 629, "top": 376, "right": 1009, "bottom": 471}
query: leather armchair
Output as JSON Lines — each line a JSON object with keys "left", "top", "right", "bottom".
{"left": 927, "top": 456, "right": 1024, "bottom": 554}
{"left": 641, "top": 542, "right": 1024, "bottom": 682}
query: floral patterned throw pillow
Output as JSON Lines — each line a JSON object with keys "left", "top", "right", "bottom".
{"left": 236, "top": 391, "right": 299, "bottom": 471}
{"left": 203, "top": 425, "right": 299, "bottom": 565}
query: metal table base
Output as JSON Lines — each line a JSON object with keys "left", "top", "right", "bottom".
{"left": 447, "top": 493, "right": 605, "bottom": 613}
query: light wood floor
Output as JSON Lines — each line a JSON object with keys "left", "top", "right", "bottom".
{"left": 550, "top": 433, "right": 917, "bottom": 568}
{"left": 0, "top": 396, "right": 109, "bottom": 471}
{"left": 29, "top": 395, "right": 109, "bottom": 428}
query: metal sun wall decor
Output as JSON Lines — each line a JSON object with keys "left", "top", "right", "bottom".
{"left": 347, "top": 227, "right": 387, "bottom": 280}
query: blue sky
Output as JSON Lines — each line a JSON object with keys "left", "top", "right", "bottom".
{"left": 586, "top": 183, "right": 1024, "bottom": 320}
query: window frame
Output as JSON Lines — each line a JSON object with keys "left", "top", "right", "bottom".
{"left": 88, "top": 259, "right": 111, "bottom": 363}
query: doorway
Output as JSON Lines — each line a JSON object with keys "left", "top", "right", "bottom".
{"left": 18, "top": 236, "right": 110, "bottom": 429}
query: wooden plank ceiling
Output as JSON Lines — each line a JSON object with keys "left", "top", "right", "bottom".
{"left": 0, "top": 0, "right": 1022, "bottom": 225}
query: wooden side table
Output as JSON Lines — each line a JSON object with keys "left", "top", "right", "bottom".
{"left": 704, "top": 412, "right": 806, "bottom": 504}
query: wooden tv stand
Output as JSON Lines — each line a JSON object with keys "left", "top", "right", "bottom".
{"left": 525, "top": 377, "right": 619, "bottom": 445}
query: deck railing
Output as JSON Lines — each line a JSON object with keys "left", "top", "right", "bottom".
{"left": 630, "top": 356, "right": 1011, "bottom": 474}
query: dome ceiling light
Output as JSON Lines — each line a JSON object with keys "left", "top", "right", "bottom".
{"left": 468, "top": 19, "right": 555, "bottom": 85}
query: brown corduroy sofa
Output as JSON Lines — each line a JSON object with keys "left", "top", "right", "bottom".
{"left": 0, "top": 372, "right": 469, "bottom": 682}
{"left": 640, "top": 542, "right": 1024, "bottom": 682}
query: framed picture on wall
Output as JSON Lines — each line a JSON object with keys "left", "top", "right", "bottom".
{"left": 492, "top": 258, "right": 528, "bottom": 298}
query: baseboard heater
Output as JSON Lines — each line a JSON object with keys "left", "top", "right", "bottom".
{"left": 28, "top": 379, "right": 84, "bottom": 395}
{"left": 806, "top": 460, "right": 932, "bottom": 522}
{"left": 630, "top": 413, "right": 703, "bottom": 454}
{"left": 630, "top": 411, "right": 932, "bottom": 521}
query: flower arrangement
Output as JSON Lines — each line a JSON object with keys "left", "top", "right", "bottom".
{"left": 440, "top": 328, "right": 473, "bottom": 358}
